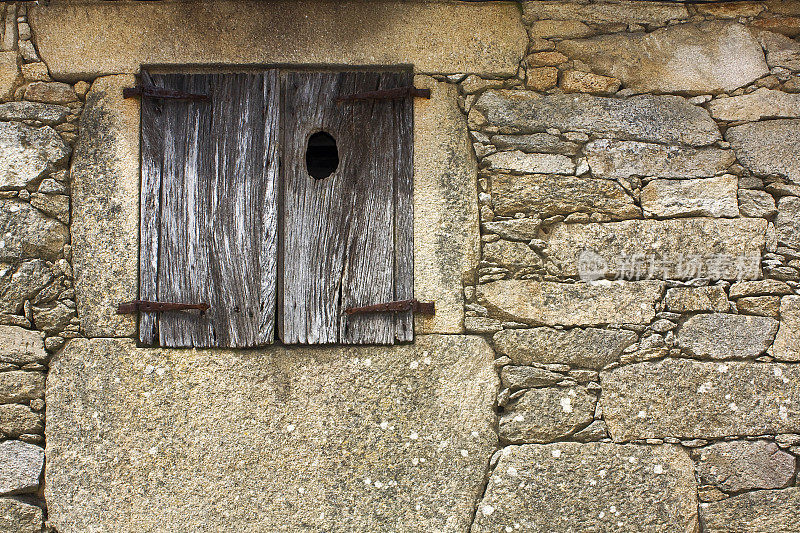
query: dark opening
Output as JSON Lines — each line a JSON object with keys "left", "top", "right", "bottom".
{"left": 306, "top": 131, "right": 339, "bottom": 180}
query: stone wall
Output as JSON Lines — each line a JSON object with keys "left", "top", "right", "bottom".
{"left": 0, "top": 0, "right": 797, "bottom": 532}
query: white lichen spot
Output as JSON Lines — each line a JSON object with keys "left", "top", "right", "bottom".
{"left": 424, "top": 356, "right": 432, "bottom": 365}
{"left": 507, "top": 466, "right": 518, "bottom": 476}
{"left": 481, "top": 505, "right": 495, "bottom": 517}
{"left": 363, "top": 478, "right": 372, "bottom": 485}
{"left": 599, "top": 511, "right": 605, "bottom": 519}
{"left": 637, "top": 410, "right": 647, "bottom": 418}
{"left": 363, "top": 358, "right": 372, "bottom": 367}
{"left": 409, "top": 360, "right": 419, "bottom": 370}
{"left": 513, "top": 415, "right": 524, "bottom": 422}
{"left": 412, "top": 457, "right": 419, "bottom": 466}
{"left": 627, "top": 456, "right": 637, "bottom": 464}
{"left": 145, "top": 365, "right": 155, "bottom": 375}
{"left": 297, "top": 487, "right": 305, "bottom": 494}
{"left": 471, "top": 431, "right": 479, "bottom": 438}
{"left": 716, "top": 364, "right": 728, "bottom": 373}
{"left": 774, "top": 367, "right": 784, "bottom": 378}
{"left": 551, "top": 449, "right": 562, "bottom": 458}
{"left": 409, "top": 432, "right": 419, "bottom": 440}
{"left": 780, "top": 405, "right": 789, "bottom": 421}
{"left": 286, "top": 424, "right": 296, "bottom": 433}
{"left": 729, "top": 403, "right": 738, "bottom": 411}
{"left": 374, "top": 481, "right": 384, "bottom": 489}
{"left": 598, "top": 469, "right": 607, "bottom": 478}
{"left": 380, "top": 421, "right": 389, "bottom": 430}
{"left": 460, "top": 449, "right": 469, "bottom": 457}
{"left": 560, "top": 397, "right": 573, "bottom": 414}
{"left": 609, "top": 506, "right": 617, "bottom": 513}
{"left": 653, "top": 464, "right": 664, "bottom": 474}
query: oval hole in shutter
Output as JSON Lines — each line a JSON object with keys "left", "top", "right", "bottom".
{"left": 305, "top": 131, "right": 339, "bottom": 180}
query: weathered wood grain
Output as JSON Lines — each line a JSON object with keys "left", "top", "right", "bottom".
{"left": 279, "top": 70, "right": 414, "bottom": 344}
{"left": 139, "top": 72, "right": 279, "bottom": 347}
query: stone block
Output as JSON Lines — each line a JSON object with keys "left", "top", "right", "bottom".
{"left": 484, "top": 150, "right": 575, "bottom": 175}
{"left": 0, "top": 51, "right": 20, "bottom": 102}
{"left": 677, "top": 313, "right": 778, "bottom": 359}
{"left": 0, "top": 404, "right": 42, "bottom": 438}
{"left": 641, "top": 176, "right": 739, "bottom": 218}
{"left": 0, "top": 497, "right": 43, "bottom": 533}
{"left": 694, "top": 440, "right": 795, "bottom": 492}
{"left": 546, "top": 218, "right": 767, "bottom": 281}
{"left": 0, "top": 101, "right": 69, "bottom": 125}
{"left": 490, "top": 172, "right": 640, "bottom": 219}
{"left": 0, "top": 261, "right": 53, "bottom": 316}
{"left": 524, "top": 1, "right": 688, "bottom": 25}
{"left": 0, "top": 371, "right": 45, "bottom": 403}
{"left": 528, "top": 20, "right": 595, "bottom": 39}
{"left": 493, "top": 327, "right": 637, "bottom": 369}
{"left": 473, "top": 90, "right": 721, "bottom": 146}
{"left": 702, "top": 487, "right": 800, "bottom": 533}
{"left": 736, "top": 295, "right": 780, "bottom": 317}
{"left": 585, "top": 139, "right": 735, "bottom": 180}
{"left": 499, "top": 386, "right": 595, "bottom": 443}
{"left": 472, "top": 443, "right": 698, "bottom": 533}
{"left": 23, "top": 81, "right": 77, "bottom": 105}
{"left": 729, "top": 279, "right": 792, "bottom": 298}
{"left": 46, "top": 336, "right": 498, "bottom": 532}
{"left": 665, "top": 286, "right": 730, "bottom": 313}
{"left": 560, "top": 70, "right": 620, "bottom": 95}
{"left": 499, "top": 365, "right": 562, "bottom": 389}
{"left": 71, "top": 75, "right": 139, "bottom": 338}
{"left": 708, "top": 87, "right": 800, "bottom": 121}
{"left": 0, "top": 199, "right": 68, "bottom": 262}
{"left": 773, "top": 295, "right": 800, "bottom": 361}
{"left": 754, "top": 29, "right": 800, "bottom": 70}
{"left": 413, "top": 77, "right": 479, "bottom": 334}
{"left": 481, "top": 218, "right": 541, "bottom": 241}
{"left": 0, "top": 122, "right": 69, "bottom": 190}
{"left": 525, "top": 67, "right": 558, "bottom": 92}
{"left": 738, "top": 189, "right": 777, "bottom": 218}
{"left": 726, "top": 119, "right": 800, "bottom": 184}
{"left": 601, "top": 359, "right": 800, "bottom": 440}
{"left": 0, "top": 326, "right": 46, "bottom": 365}
{"left": 557, "top": 22, "right": 768, "bottom": 94}
{"left": 478, "top": 280, "right": 663, "bottom": 326}
{"left": 490, "top": 133, "right": 578, "bottom": 155}
{"left": 482, "top": 241, "right": 540, "bottom": 267}
{"left": 775, "top": 196, "right": 800, "bottom": 248}
{"left": 29, "top": 0, "right": 526, "bottom": 80}
{"left": 0, "top": 441, "right": 43, "bottom": 496}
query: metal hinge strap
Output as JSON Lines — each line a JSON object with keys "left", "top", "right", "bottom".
{"left": 117, "top": 300, "right": 210, "bottom": 315}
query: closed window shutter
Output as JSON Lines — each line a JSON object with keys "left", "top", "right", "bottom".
{"left": 139, "top": 71, "right": 280, "bottom": 347}
{"left": 278, "top": 71, "right": 414, "bottom": 344}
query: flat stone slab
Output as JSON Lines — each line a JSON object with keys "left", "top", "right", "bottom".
{"left": 641, "top": 176, "right": 739, "bottom": 218}
{"left": 702, "top": 487, "right": 800, "bottom": 533}
{"left": 524, "top": 1, "right": 688, "bottom": 25}
{"left": 708, "top": 87, "right": 800, "bottom": 121}
{"left": 776, "top": 196, "right": 800, "bottom": 249}
{"left": 499, "top": 386, "right": 595, "bottom": 443}
{"left": 557, "top": 22, "right": 768, "bottom": 94}
{"left": 472, "top": 443, "right": 698, "bottom": 533}
{"left": 694, "top": 440, "right": 795, "bottom": 492}
{"left": 0, "top": 326, "right": 46, "bottom": 365}
{"left": 774, "top": 296, "right": 800, "bottom": 361}
{"left": 546, "top": 218, "right": 767, "bottom": 280}
{"left": 0, "top": 441, "right": 43, "bottom": 496}
{"left": 46, "top": 336, "right": 497, "bottom": 533}
{"left": 493, "top": 327, "right": 637, "bottom": 369}
{"left": 473, "top": 90, "right": 720, "bottom": 146}
{"left": 601, "top": 359, "right": 800, "bottom": 440}
{"left": 29, "top": 0, "right": 526, "bottom": 80}
{"left": 0, "top": 497, "right": 43, "bottom": 533}
{"left": 478, "top": 280, "right": 663, "bottom": 326}
{"left": 676, "top": 313, "right": 779, "bottom": 360}
{"left": 726, "top": 119, "right": 800, "bottom": 184}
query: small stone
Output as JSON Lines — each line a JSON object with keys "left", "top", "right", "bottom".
{"left": 499, "top": 386, "right": 595, "bottom": 443}
{"left": 481, "top": 218, "right": 541, "bottom": 241}
{"left": 641, "top": 175, "right": 739, "bottom": 218}
{"left": 727, "top": 119, "right": 800, "bottom": 184}
{"left": 0, "top": 326, "right": 46, "bottom": 365}
{"left": 708, "top": 87, "right": 800, "bottom": 121}
{"left": 752, "top": 16, "right": 800, "bottom": 38}
{"left": 18, "top": 40, "right": 38, "bottom": 62}
{"left": 484, "top": 150, "right": 575, "bottom": 175}
{"left": 776, "top": 196, "right": 800, "bottom": 249}
{"left": 482, "top": 240, "right": 540, "bottom": 267}
{"left": 29, "top": 192, "right": 69, "bottom": 224}
{"left": 572, "top": 420, "right": 609, "bottom": 442}
{"left": 697, "top": 485, "right": 727, "bottom": 503}
{"left": 694, "top": 440, "right": 795, "bottom": 492}
{"left": 20, "top": 62, "right": 49, "bottom": 82}
{"left": 525, "top": 67, "right": 558, "bottom": 91}
{"left": 560, "top": 70, "right": 620, "bottom": 95}
{"left": 0, "top": 404, "right": 42, "bottom": 437}
{"left": 649, "top": 319, "right": 676, "bottom": 333}
{"left": 31, "top": 301, "right": 74, "bottom": 335}
{"left": 24, "top": 81, "right": 77, "bottom": 104}
{"left": 529, "top": 20, "right": 595, "bottom": 39}
{"left": 500, "top": 365, "right": 562, "bottom": 389}
{"left": 738, "top": 189, "right": 777, "bottom": 218}
{"left": 36, "top": 178, "right": 65, "bottom": 194}
{"left": 526, "top": 51, "right": 568, "bottom": 67}
{"left": 677, "top": 313, "right": 778, "bottom": 360}
{"left": 736, "top": 295, "right": 781, "bottom": 317}
{"left": 0, "top": 497, "right": 43, "bottom": 533}
{"left": 490, "top": 133, "right": 579, "bottom": 155}
{"left": 665, "top": 286, "right": 730, "bottom": 313}
{"left": 0, "top": 122, "right": 70, "bottom": 189}
{"left": 0, "top": 371, "right": 44, "bottom": 403}
{"left": 773, "top": 295, "right": 800, "bottom": 361}
{"left": 729, "top": 279, "right": 792, "bottom": 298}
{"left": 0, "top": 51, "right": 21, "bottom": 102}
{"left": 0, "top": 440, "right": 43, "bottom": 495}
{"left": 702, "top": 487, "right": 800, "bottom": 532}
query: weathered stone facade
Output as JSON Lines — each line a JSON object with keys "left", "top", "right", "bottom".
{"left": 0, "top": 0, "right": 796, "bottom": 531}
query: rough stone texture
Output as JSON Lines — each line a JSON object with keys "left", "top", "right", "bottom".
{"left": 0, "top": 51, "right": 20, "bottom": 102}
{"left": 560, "top": 70, "right": 620, "bottom": 95}
{"left": 24, "top": 81, "right": 77, "bottom": 104}
{"left": 585, "top": 139, "right": 735, "bottom": 180}
{"left": 472, "top": 443, "right": 698, "bottom": 533}
{"left": 500, "top": 365, "right": 562, "bottom": 389}
{"left": 481, "top": 218, "right": 541, "bottom": 241}
{"left": 0, "top": 497, "right": 43, "bottom": 533}
{"left": 483, "top": 241, "right": 540, "bottom": 267}
{"left": 729, "top": 279, "right": 792, "bottom": 298}
{"left": 546, "top": 218, "right": 767, "bottom": 280}
{"left": 0, "top": 199, "right": 68, "bottom": 262}
{"left": 494, "top": 327, "right": 637, "bottom": 369}
{"left": 641, "top": 176, "right": 739, "bottom": 218}
{"left": 738, "top": 188, "right": 777, "bottom": 218}
{"left": 735, "top": 295, "right": 780, "bottom": 317}
{"left": 490, "top": 134, "right": 578, "bottom": 155}
{"left": 773, "top": 295, "right": 800, "bottom": 361}
{"left": 490, "top": 173, "right": 640, "bottom": 219}
{"left": 0, "top": 441, "right": 43, "bottom": 496}
{"left": 0, "top": 101, "right": 69, "bottom": 125}
{"left": 694, "top": 440, "right": 795, "bottom": 492}
{"left": 601, "top": 359, "right": 800, "bottom": 440}
{"left": 46, "top": 336, "right": 497, "bottom": 532}
{"left": 29, "top": 0, "right": 526, "bottom": 80}
{"left": 726, "top": 119, "right": 800, "bottom": 183}
{"left": 524, "top": 1, "right": 689, "bottom": 25}
{"left": 0, "top": 260, "right": 54, "bottom": 315}
{"left": 473, "top": 90, "right": 721, "bottom": 146}
{"left": 524, "top": 67, "right": 558, "bottom": 92}
{"left": 528, "top": 20, "right": 594, "bottom": 39}
{"left": 677, "top": 313, "right": 778, "bottom": 360}
{"left": 31, "top": 302, "right": 74, "bottom": 335}
{"left": 499, "top": 386, "right": 595, "bottom": 443}
{"left": 0, "top": 371, "right": 45, "bottom": 403}
{"left": 557, "top": 22, "right": 768, "bottom": 94}
{"left": 775, "top": 196, "right": 800, "bottom": 248}
{"left": 665, "top": 286, "right": 730, "bottom": 313}
{"left": 0, "top": 122, "right": 69, "bottom": 189}
{"left": 702, "top": 487, "right": 800, "bottom": 533}
{"left": 754, "top": 29, "right": 800, "bottom": 70}
{"left": 708, "top": 87, "right": 800, "bottom": 121}
{"left": 0, "top": 404, "right": 42, "bottom": 438}
{"left": 0, "top": 326, "right": 46, "bottom": 365}
{"left": 414, "top": 77, "right": 479, "bottom": 334}
{"left": 484, "top": 150, "right": 575, "bottom": 175}
{"left": 478, "top": 280, "right": 663, "bottom": 326}
{"left": 71, "top": 75, "right": 139, "bottom": 338}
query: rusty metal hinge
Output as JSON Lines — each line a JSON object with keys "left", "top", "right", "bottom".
{"left": 117, "top": 300, "right": 210, "bottom": 315}
{"left": 122, "top": 85, "right": 210, "bottom": 102}
{"left": 337, "top": 86, "right": 431, "bottom": 104}
{"left": 345, "top": 299, "right": 435, "bottom": 315}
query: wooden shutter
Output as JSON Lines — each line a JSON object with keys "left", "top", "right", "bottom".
{"left": 139, "top": 71, "right": 280, "bottom": 348}
{"left": 279, "top": 71, "right": 414, "bottom": 344}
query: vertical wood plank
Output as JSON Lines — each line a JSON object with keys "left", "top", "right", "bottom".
{"left": 279, "top": 70, "right": 414, "bottom": 345}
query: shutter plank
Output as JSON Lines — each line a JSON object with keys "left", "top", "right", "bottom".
{"left": 280, "top": 70, "right": 414, "bottom": 344}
